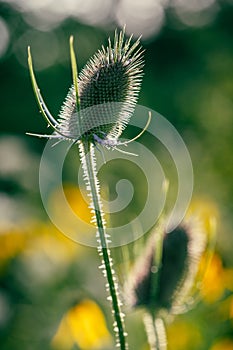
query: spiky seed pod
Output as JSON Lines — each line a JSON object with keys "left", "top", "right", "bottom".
{"left": 58, "top": 29, "right": 144, "bottom": 144}
{"left": 126, "top": 219, "right": 207, "bottom": 314}
{"left": 157, "top": 226, "right": 191, "bottom": 310}
{"left": 127, "top": 235, "right": 156, "bottom": 308}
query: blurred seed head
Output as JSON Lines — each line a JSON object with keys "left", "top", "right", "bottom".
{"left": 126, "top": 217, "right": 207, "bottom": 315}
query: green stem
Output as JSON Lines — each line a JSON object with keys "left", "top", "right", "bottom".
{"left": 78, "top": 140, "right": 127, "bottom": 350}
{"left": 150, "top": 225, "right": 164, "bottom": 303}
{"left": 143, "top": 312, "right": 167, "bottom": 350}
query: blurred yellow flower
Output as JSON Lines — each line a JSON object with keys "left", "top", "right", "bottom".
{"left": 47, "top": 184, "right": 97, "bottom": 243}
{"left": 199, "top": 253, "right": 233, "bottom": 304}
{"left": 199, "top": 253, "right": 224, "bottom": 303}
{"left": 0, "top": 219, "right": 82, "bottom": 270}
{"left": 49, "top": 184, "right": 92, "bottom": 224}
{"left": 228, "top": 296, "right": 233, "bottom": 321}
{"left": 210, "top": 338, "right": 233, "bottom": 350}
{"left": 184, "top": 198, "right": 222, "bottom": 304}
{"left": 29, "top": 222, "right": 80, "bottom": 262}
{"left": 52, "top": 299, "right": 112, "bottom": 350}
{"left": 0, "top": 220, "right": 84, "bottom": 284}
{"left": 166, "top": 319, "right": 202, "bottom": 350}
{"left": 0, "top": 229, "right": 27, "bottom": 268}
{"left": 224, "top": 268, "right": 233, "bottom": 292}
{"left": 187, "top": 197, "right": 219, "bottom": 236}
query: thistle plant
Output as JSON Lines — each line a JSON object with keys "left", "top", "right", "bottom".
{"left": 27, "top": 29, "right": 145, "bottom": 349}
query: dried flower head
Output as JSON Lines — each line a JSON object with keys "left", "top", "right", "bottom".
{"left": 126, "top": 218, "right": 207, "bottom": 315}
{"left": 27, "top": 29, "right": 148, "bottom": 150}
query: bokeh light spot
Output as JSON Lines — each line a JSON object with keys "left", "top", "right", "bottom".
{"left": 14, "top": 30, "right": 59, "bottom": 70}
{"left": 0, "top": 17, "right": 10, "bottom": 58}
{"left": 116, "top": 0, "right": 165, "bottom": 39}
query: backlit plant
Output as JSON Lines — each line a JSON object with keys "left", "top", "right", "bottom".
{"left": 28, "top": 29, "right": 145, "bottom": 350}
{"left": 28, "top": 29, "right": 215, "bottom": 350}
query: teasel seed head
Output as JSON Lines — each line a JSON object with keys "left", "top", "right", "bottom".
{"left": 60, "top": 29, "right": 144, "bottom": 141}
{"left": 27, "top": 28, "right": 145, "bottom": 148}
{"left": 126, "top": 218, "right": 207, "bottom": 315}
